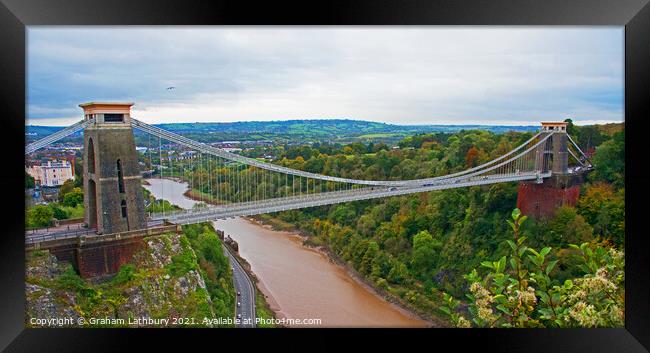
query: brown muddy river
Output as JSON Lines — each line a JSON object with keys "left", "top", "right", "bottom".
{"left": 144, "top": 178, "right": 429, "bottom": 327}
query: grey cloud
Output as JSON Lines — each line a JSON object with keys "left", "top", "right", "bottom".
{"left": 27, "top": 27, "right": 623, "bottom": 126}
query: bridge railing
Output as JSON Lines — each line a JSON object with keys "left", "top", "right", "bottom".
{"left": 159, "top": 171, "right": 550, "bottom": 224}
{"left": 26, "top": 223, "right": 180, "bottom": 248}
{"left": 25, "top": 119, "right": 91, "bottom": 154}
{"left": 25, "top": 228, "right": 97, "bottom": 245}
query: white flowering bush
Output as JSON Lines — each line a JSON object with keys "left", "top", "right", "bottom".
{"left": 440, "top": 208, "right": 624, "bottom": 328}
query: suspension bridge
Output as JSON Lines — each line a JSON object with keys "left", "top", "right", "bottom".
{"left": 26, "top": 102, "right": 591, "bottom": 237}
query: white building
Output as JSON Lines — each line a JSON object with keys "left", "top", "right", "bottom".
{"left": 26, "top": 159, "right": 75, "bottom": 187}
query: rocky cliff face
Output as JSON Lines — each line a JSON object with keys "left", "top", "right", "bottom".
{"left": 26, "top": 232, "right": 223, "bottom": 327}
{"left": 26, "top": 254, "right": 82, "bottom": 324}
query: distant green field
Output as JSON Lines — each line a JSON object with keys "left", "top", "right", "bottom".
{"left": 357, "top": 133, "right": 401, "bottom": 139}
{"left": 27, "top": 119, "right": 542, "bottom": 146}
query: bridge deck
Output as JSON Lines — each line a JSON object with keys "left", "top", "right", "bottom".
{"left": 157, "top": 172, "right": 550, "bottom": 225}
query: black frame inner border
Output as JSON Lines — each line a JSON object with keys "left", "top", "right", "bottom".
{"left": 0, "top": 0, "right": 648, "bottom": 352}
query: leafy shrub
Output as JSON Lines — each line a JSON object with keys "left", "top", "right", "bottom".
{"left": 111, "top": 264, "right": 136, "bottom": 285}
{"left": 26, "top": 205, "right": 53, "bottom": 228}
{"left": 62, "top": 188, "right": 83, "bottom": 207}
{"left": 440, "top": 209, "right": 624, "bottom": 328}
{"left": 166, "top": 249, "right": 197, "bottom": 276}
{"left": 49, "top": 204, "right": 69, "bottom": 220}
{"left": 56, "top": 265, "right": 86, "bottom": 292}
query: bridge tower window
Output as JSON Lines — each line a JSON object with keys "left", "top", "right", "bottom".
{"left": 87, "top": 138, "right": 95, "bottom": 174}
{"left": 104, "top": 113, "right": 124, "bottom": 122}
{"left": 121, "top": 200, "right": 128, "bottom": 218}
{"left": 117, "top": 159, "right": 125, "bottom": 193}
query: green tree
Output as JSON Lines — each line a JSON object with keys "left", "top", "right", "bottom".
{"left": 355, "top": 214, "right": 377, "bottom": 237}
{"left": 370, "top": 251, "right": 391, "bottom": 279}
{"left": 411, "top": 230, "right": 441, "bottom": 277}
{"left": 49, "top": 204, "right": 69, "bottom": 220}
{"left": 25, "top": 171, "right": 35, "bottom": 189}
{"left": 27, "top": 204, "right": 53, "bottom": 228}
{"left": 73, "top": 157, "right": 83, "bottom": 178}
{"left": 590, "top": 131, "right": 624, "bottom": 188}
{"left": 387, "top": 259, "right": 409, "bottom": 284}
{"left": 146, "top": 199, "right": 181, "bottom": 213}
{"left": 577, "top": 183, "right": 625, "bottom": 246}
{"left": 549, "top": 207, "right": 594, "bottom": 246}
{"left": 564, "top": 118, "right": 578, "bottom": 136}
{"left": 62, "top": 188, "right": 84, "bottom": 207}
{"left": 59, "top": 179, "right": 76, "bottom": 199}
{"left": 576, "top": 125, "right": 605, "bottom": 151}
{"left": 328, "top": 204, "right": 356, "bottom": 227}
{"left": 73, "top": 175, "right": 83, "bottom": 188}
{"left": 359, "top": 241, "right": 379, "bottom": 276}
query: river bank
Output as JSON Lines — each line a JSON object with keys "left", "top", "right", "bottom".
{"left": 248, "top": 214, "right": 446, "bottom": 327}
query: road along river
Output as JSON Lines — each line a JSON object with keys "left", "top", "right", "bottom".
{"left": 143, "top": 178, "right": 429, "bottom": 328}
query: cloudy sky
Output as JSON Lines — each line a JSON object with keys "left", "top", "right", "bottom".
{"left": 27, "top": 27, "right": 623, "bottom": 126}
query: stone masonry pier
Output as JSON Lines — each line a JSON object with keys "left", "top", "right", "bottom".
{"left": 26, "top": 223, "right": 181, "bottom": 278}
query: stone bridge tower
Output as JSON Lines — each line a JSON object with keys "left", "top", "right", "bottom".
{"left": 81, "top": 102, "right": 146, "bottom": 234}
{"left": 517, "top": 121, "right": 582, "bottom": 219}
{"left": 534, "top": 122, "right": 569, "bottom": 175}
